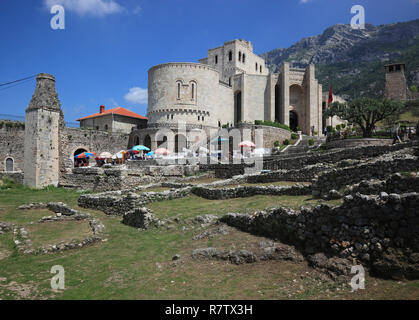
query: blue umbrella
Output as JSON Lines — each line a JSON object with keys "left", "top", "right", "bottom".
{"left": 211, "top": 137, "right": 229, "bottom": 145}
{"left": 132, "top": 145, "right": 150, "bottom": 151}
{"left": 146, "top": 151, "right": 154, "bottom": 156}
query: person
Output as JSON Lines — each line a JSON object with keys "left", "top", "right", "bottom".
{"left": 311, "top": 126, "right": 315, "bottom": 136}
{"left": 392, "top": 123, "right": 401, "bottom": 144}
{"left": 323, "top": 127, "right": 327, "bottom": 136}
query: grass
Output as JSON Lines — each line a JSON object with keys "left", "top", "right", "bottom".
{"left": 26, "top": 220, "right": 93, "bottom": 247}
{"left": 0, "top": 181, "right": 417, "bottom": 300}
{"left": 148, "top": 194, "right": 342, "bottom": 220}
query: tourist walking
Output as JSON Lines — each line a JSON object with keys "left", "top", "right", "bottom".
{"left": 392, "top": 123, "right": 402, "bottom": 144}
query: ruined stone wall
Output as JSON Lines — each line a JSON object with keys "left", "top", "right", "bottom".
{"left": 312, "top": 153, "right": 419, "bottom": 197}
{"left": 221, "top": 192, "right": 419, "bottom": 280}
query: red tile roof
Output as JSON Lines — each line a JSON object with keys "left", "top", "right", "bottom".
{"left": 77, "top": 107, "right": 148, "bottom": 121}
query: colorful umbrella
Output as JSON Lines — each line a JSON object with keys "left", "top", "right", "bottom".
{"left": 146, "top": 151, "right": 154, "bottom": 156}
{"left": 239, "top": 141, "right": 256, "bottom": 148}
{"left": 132, "top": 145, "right": 150, "bottom": 151}
{"left": 154, "top": 148, "right": 171, "bottom": 155}
{"left": 74, "top": 152, "right": 96, "bottom": 159}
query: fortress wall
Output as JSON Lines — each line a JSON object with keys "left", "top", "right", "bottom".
{"left": 60, "top": 127, "right": 130, "bottom": 173}
{"left": 0, "top": 122, "right": 25, "bottom": 172}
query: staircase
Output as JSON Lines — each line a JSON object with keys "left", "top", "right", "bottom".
{"left": 282, "top": 135, "right": 325, "bottom": 154}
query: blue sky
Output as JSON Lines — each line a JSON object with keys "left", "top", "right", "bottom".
{"left": 0, "top": 0, "right": 418, "bottom": 123}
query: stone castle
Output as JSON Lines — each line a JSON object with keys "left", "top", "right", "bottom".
{"left": 141, "top": 39, "right": 323, "bottom": 149}
{"left": 1, "top": 39, "right": 414, "bottom": 189}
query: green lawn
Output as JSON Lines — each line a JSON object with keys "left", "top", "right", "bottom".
{"left": 0, "top": 181, "right": 417, "bottom": 300}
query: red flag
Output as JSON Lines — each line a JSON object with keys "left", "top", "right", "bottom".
{"left": 328, "top": 84, "right": 333, "bottom": 108}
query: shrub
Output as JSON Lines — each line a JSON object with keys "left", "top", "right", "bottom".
{"left": 296, "top": 126, "right": 301, "bottom": 132}
{"left": 273, "top": 141, "right": 280, "bottom": 148}
{"left": 341, "top": 123, "right": 346, "bottom": 129}
{"left": 308, "top": 138, "right": 314, "bottom": 146}
{"left": 336, "top": 124, "right": 341, "bottom": 131}
{"left": 254, "top": 120, "right": 291, "bottom": 132}
{"left": 326, "top": 126, "right": 335, "bottom": 133}
{"left": 283, "top": 139, "right": 290, "bottom": 146}
{"left": 291, "top": 133, "right": 299, "bottom": 140}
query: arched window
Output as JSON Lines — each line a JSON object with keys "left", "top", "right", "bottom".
{"left": 104, "top": 124, "right": 108, "bottom": 131}
{"left": 228, "top": 50, "right": 232, "bottom": 61}
{"left": 215, "top": 55, "right": 218, "bottom": 64}
{"left": 198, "top": 116, "right": 200, "bottom": 121}
{"left": 5, "top": 158, "right": 13, "bottom": 172}
{"left": 177, "top": 82, "right": 181, "bottom": 99}
{"left": 202, "top": 116, "right": 205, "bottom": 121}
{"left": 260, "top": 65, "right": 262, "bottom": 73}
{"left": 242, "top": 54, "right": 246, "bottom": 63}
{"left": 229, "top": 77, "right": 231, "bottom": 86}
{"left": 255, "top": 63, "right": 258, "bottom": 71}
{"left": 190, "top": 81, "right": 197, "bottom": 100}
{"left": 238, "top": 51, "right": 242, "bottom": 62}
{"left": 218, "top": 121, "right": 221, "bottom": 127}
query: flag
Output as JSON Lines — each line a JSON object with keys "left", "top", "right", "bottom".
{"left": 328, "top": 84, "right": 333, "bottom": 108}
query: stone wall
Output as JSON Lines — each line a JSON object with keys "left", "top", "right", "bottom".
{"left": 191, "top": 184, "right": 311, "bottom": 200}
{"left": 312, "top": 153, "right": 419, "bottom": 198}
{"left": 0, "top": 121, "right": 25, "bottom": 173}
{"left": 221, "top": 192, "right": 419, "bottom": 280}
{"left": 0, "top": 171, "right": 24, "bottom": 184}
{"left": 78, "top": 187, "right": 191, "bottom": 215}
{"left": 326, "top": 138, "right": 393, "bottom": 150}
{"left": 60, "top": 127, "right": 129, "bottom": 175}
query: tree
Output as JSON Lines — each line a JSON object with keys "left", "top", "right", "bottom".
{"left": 324, "top": 98, "right": 404, "bottom": 138}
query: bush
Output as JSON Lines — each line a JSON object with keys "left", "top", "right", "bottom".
{"left": 291, "top": 133, "right": 299, "bottom": 140}
{"left": 283, "top": 139, "right": 290, "bottom": 146}
{"left": 326, "top": 126, "right": 335, "bottom": 133}
{"left": 341, "top": 123, "right": 346, "bottom": 129}
{"left": 336, "top": 124, "right": 341, "bottom": 131}
{"left": 255, "top": 120, "right": 291, "bottom": 132}
{"left": 296, "top": 126, "right": 301, "bottom": 132}
{"left": 308, "top": 138, "right": 314, "bottom": 146}
{"left": 273, "top": 141, "right": 280, "bottom": 148}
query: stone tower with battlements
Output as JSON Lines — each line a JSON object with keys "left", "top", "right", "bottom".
{"left": 24, "top": 73, "right": 62, "bottom": 188}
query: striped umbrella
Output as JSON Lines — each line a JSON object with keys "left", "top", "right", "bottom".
{"left": 74, "top": 152, "right": 96, "bottom": 159}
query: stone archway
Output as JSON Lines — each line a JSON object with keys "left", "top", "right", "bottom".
{"left": 73, "top": 147, "right": 89, "bottom": 168}
{"left": 289, "top": 111, "right": 299, "bottom": 132}
{"left": 143, "top": 135, "right": 151, "bottom": 150}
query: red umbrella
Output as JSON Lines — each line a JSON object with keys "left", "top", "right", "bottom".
{"left": 239, "top": 141, "right": 255, "bottom": 148}
{"left": 154, "top": 148, "right": 171, "bottom": 155}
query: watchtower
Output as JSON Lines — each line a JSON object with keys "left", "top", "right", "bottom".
{"left": 384, "top": 63, "right": 407, "bottom": 101}
{"left": 24, "top": 73, "right": 62, "bottom": 188}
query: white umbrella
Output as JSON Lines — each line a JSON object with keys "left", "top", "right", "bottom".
{"left": 112, "top": 150, "right": 125, "bottom": 159}
{"left": 100, "top": 152, "right": 112, "bottom": 158}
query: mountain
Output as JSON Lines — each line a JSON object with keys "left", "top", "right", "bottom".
{"left": 261, "top": 19, "right": 419, "bottom": 99}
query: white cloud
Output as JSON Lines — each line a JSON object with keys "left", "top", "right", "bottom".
{"left": 44, "top": 0, "right": 124, "bottom": 16}
{"left": 133, "top": 6, "right": 142, "bottom": 15}
{"left": 124, "top": 87, "right": 148, "bottom": 105}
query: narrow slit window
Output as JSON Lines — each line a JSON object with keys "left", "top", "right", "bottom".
{"left": 255, "top": 63, "right": 258, "bottom": 71}
{"left": 177, "top": 83, "right": 181, "bottom": 99}
{"left": 191, "top": 83, "right": 195, "bottom": 99}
